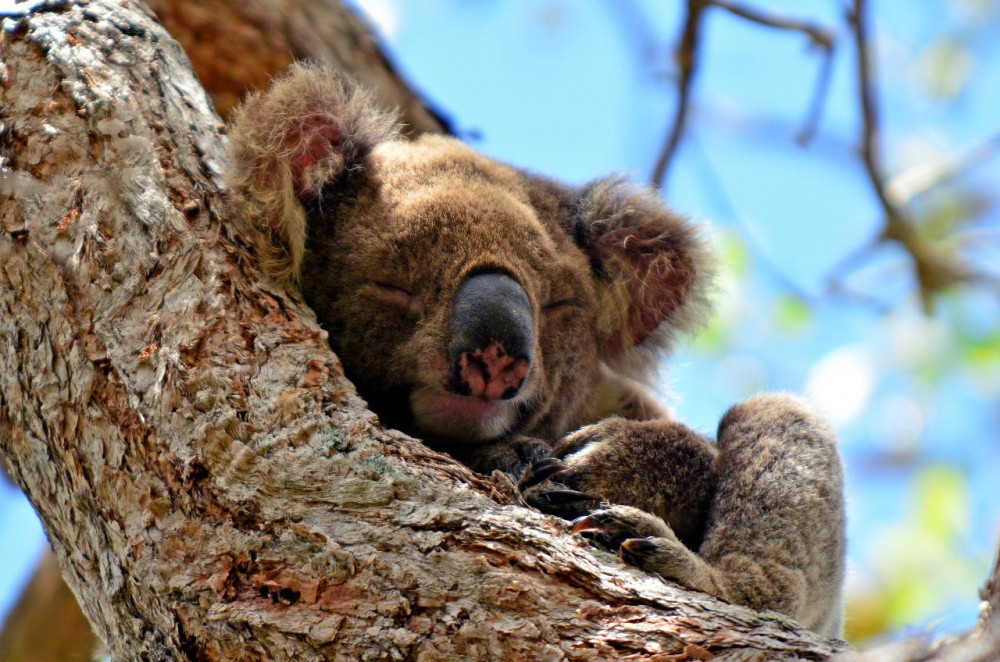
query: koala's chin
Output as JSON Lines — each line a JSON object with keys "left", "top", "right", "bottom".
{"left": 409, "top": 387, "right": 524, "bottom": 442}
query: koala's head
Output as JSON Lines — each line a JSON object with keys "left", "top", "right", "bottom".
{"left": 229, "top": 64, "right": 712, "bottom": 448}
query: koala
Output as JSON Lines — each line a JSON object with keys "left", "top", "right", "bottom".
{"left": 227, "top": 64, "right": 846, "bottom": 637}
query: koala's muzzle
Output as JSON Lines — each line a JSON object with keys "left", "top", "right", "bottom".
{"left": 448, "top": 272, "right": 534, "bottom": 401}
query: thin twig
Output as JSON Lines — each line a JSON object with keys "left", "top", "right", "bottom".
{"left": 852, "top": 0, "right": 917, "bottom": 226}
{"left": 708, "top": 0, "right": 837, "bottom": 145}
{"left": 651, "top": 0, "right": 707, "bottom": 189}
{"left": 710, "top": 0, "right": 834, "bottom": 46}
{"left": 848, "top": 0, "right": 976, "bottom": 311}
{"left": 796, "top": 39, "right": 836, "bottom": 146}
{"left": 652, "top": 1, "right": 838, "bottom": 188}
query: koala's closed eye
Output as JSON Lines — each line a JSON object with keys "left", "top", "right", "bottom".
{"left": 542, "top": 298, "right": 583, "bottom": 313}
{"left": 368, "top": 282, "right": 420, "bottom": 311}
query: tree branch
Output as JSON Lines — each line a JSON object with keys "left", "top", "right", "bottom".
{"left": 652, "top": 0, "right": 998, "bottom": 309}
{"left": 708, "top": 0, "right": 836, "bottom": 146}
{"left": 651, "top": 0, "right": 707, "bottom": 189}
{"left": 142, "top": 0, "right": 451, "bottom": 134}
{"left": 885, "top": 131, "right": 1000, "bottom": 206}
{"left": 652, "top": 0, "right": 838, "bottom": 188}
{"left": 846, "top": 0, "right": 1000, "bottom": 310}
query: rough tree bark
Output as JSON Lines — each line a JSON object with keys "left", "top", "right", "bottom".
{"left": 0, "top": 1, "right": 993, "bottom": 661}
{"left": 0, "top": 1, "right": 447, "bottom": 658}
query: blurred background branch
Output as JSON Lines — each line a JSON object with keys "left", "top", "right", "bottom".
{"left": 652, "top": 0, "right": 837, "bottom": 188}
{"left": 651, "top": 0, "right": 1000, "bottom": 313}
{"left": 847, "top": 0, "right": 997, "bottom": 312}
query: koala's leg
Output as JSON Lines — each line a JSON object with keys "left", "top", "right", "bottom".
{"left": 619, "top": 394, "right": 846, "bottom": 636}
{"left": 521, "top": 417, "right": 718, "bottom": 548}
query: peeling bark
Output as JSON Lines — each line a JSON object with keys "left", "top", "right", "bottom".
{"left": 0, "top": 1, "right": 991, "bottom": 661}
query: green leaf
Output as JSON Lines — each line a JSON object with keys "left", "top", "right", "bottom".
{"left": 915, "top": 464, "right": 969, "bottom": 539}
{"left": 774, "top": 295, "right": 813, "bottom": 334}
{"left": 918, "top": 38, "right": 974, "bottom": 100}
{"left": 720, "top": 231, "right": 749, "bottom": 277}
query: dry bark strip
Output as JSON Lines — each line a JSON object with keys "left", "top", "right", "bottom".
{"left": 0, "top": 1, "right": 988, "bottom": 661}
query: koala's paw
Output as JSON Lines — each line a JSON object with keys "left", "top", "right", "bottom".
{"left": 519, "top": 458, "right": 601, "bottom": 519}
{"left": 618, "top": 536, "right": 717, "bottom": 596}
{"left": 570, "top": 504, "right": 673, "bottom": 550}
{"left": 545, "top": 418, "right": 635, "bottom": 497}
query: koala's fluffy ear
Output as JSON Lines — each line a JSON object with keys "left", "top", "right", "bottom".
{"left": 572, "top": 178, "right": 714, "bottom": 362}
{"left": 228, "top": 63, "right": 400, "bottom": 285}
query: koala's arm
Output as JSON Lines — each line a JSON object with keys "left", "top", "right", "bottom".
{"left": 536, "top": 416, "right": 718, "bottom": 549}
{"left": 535, "top": 393, "right": 846, "bottom": 637}
{"left": 691, "top": 394, "right": 845, "bottom": 634}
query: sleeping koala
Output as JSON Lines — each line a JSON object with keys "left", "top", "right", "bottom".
{"left": 228, "top": 64, "right": 846, "bottom": 636}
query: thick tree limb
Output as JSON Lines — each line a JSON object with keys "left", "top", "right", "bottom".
{"left": 0, "top": 1, "right": 850, "bottom": 659}
{"left": 1, "top": 1, "right": 447, "bottom": 658}
{"left": 0, "top": 551, "right": 94, "bottom": 662}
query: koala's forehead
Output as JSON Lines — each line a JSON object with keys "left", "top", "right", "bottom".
{"left": 367, "top": 136, "right": 557, "bottom": 249}
{"left": 373, "top": 135, "right": 528, "bottom": 198}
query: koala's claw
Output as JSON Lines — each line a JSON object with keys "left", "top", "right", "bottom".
{"left": 571, "top": 513, "right": 598, "bottom": 533}
{"left": 570, "top": 513, "right": 621, "bottom": 548}
{"left": 518, "top": 458, "right": 571, "bottom": 490}
{"left": 619, "top": 537, "right": 657, "bottom": 557}
{"left": 570, "top": 505, "right": 675, "bottom": 550}
{"left": 523, "top": 485, "right": 600, "bottom": 519}
{"left": 535, "top": 489, "right": 596, "bottom": 505}
{"left": 619, "top": 536, "right": 688, "bottom": 577}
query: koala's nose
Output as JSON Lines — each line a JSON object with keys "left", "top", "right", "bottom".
{"left": 448, "top": 272, "right": 534, "bottom": 401}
